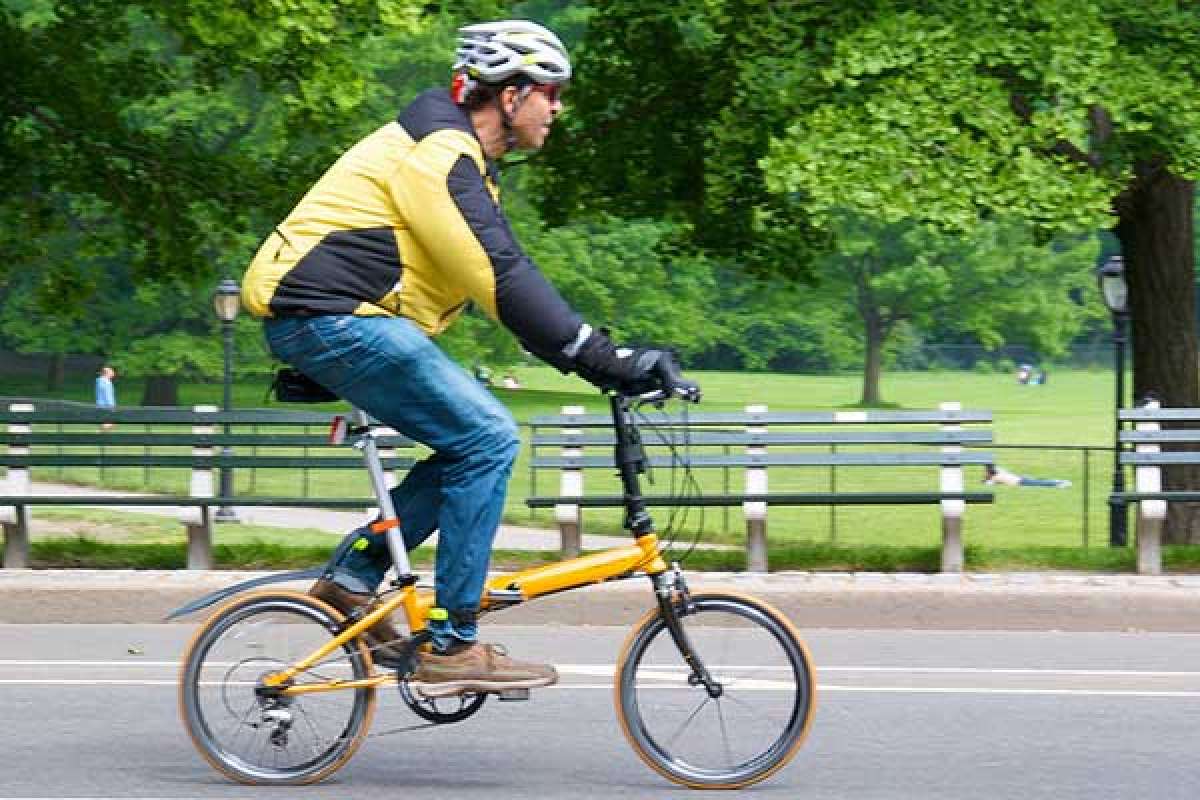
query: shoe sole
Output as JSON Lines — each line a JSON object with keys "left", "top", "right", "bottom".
{"left": 411, "top": 675, "right": 558, "bottom": 699}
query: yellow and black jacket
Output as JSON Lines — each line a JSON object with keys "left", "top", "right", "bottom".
{"left": 241, "top": 89, "right": 583, "bottom": 368}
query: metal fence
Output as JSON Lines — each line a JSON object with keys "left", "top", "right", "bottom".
{"left": 707, "top": 442, "right": 1113, "bottom": 547}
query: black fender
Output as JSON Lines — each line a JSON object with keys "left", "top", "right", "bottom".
{"left": 163, "top": 567, "right": 325, "bottom": 620}
{"left": 164, "top": 527, "right": 379, "bottom": 621}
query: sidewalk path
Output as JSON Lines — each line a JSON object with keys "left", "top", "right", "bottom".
{"left": 2, "top": 568, "right": 1199, "bottom": 631}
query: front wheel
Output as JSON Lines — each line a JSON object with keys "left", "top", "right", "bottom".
{"left": 614, "top": 591, "right": 816, "bottom": 789}
{"left": 178, "top": 591, "right": 377, "bottom": 785}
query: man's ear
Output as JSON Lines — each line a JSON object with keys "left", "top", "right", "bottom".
{"left": 499, "top": 85, "right": 519, "bottom": 114}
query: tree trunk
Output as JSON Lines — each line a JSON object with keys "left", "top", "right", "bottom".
{"left": 1115, "top": 165, "right": 1198, "bottom": 543}
{"left": 141, "top": 374, "right": 179, "bottom": 407}
{"left": 45, "top": 353, "right": 65, "bottom": 392}
{"left": 860, "top": 315, "right": 885, "bottom": 406}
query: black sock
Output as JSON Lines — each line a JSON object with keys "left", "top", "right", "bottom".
{"left": 437, "top": 638, "right": 474, "bottom": 656}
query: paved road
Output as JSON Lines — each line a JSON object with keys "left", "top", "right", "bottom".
{"left": 3, "top": 624, "right": 1199, "bottom": 799}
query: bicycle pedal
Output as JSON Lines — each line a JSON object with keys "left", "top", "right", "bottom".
{"left": 496, "top": 688, "right": 530, "bottom": 702}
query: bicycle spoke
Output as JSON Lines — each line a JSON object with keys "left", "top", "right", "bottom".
{"left": 180, "top": 593, "right": 376, "bottom": 784}
{"left": 664, "top": 693, "right": 713, "bottom": 749}
{"left": 716, "top": 699, "right": 734, "bottom": 769}
{"left": 722, "top": 689, "right": 797, "bottom": 728}
{"left": 296, "top": 704, "right": 331, "bottom": 760}
{"left": 617, "top": 593, "right": 814, "bottom": 788}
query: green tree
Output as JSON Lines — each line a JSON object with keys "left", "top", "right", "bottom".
{"left": 548, "top": 1, "right": 1196, "bottom": 401}
{"left": 762, "top": 2, "right": 1199, "bottom": 409}
{"left": 543, "top": 1, "right": 1200, "bottom": 538}
{"left": 0, "top": 1, "right": 472, "bottom": 398}
{"left": 537, "top": 0, "right": 829, "bottom": 275}
{"left": 0, "top": 193, "right": 130, "bottom": 388}
{"left": 758, "top": 1, "right": 1200, "bottom": 539}
{"left": 1, "top": 0, "right": 432, "bottom": 286}
{"left": 814, "top": 214, "right": 1100, "bottom": 405}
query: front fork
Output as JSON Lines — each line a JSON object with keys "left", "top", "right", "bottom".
{"left": 652, "top": 564, "right": 722, "bottom": 698}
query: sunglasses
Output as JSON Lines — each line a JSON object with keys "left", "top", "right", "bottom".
{"left": 528, "top": 83, "right": 565, "bottom": 104}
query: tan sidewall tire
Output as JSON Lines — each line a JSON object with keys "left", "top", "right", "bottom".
{"left": 612, "top": 590, "right": 818, "bottom": 789}
{"left": 177, "top": 590, "right": 377, "bottom": 785}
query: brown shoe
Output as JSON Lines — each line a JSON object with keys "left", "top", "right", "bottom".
{"left": 308, "top": 578, "right": 408, "bottom": 666}
{"left": 413, "top": 643, "right": 558, "bottom": 697}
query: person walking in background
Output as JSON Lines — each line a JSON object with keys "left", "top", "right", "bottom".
{"left": 94, "top": 365, "right": 116, "bottom": 429}
{"left": 984, "top": 464, "right": 1070, "bottom": 488}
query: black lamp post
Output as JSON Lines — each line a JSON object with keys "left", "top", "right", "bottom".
{"left": 1097, "top": 255, "right": 1129, "bottom": 547}
{"left": 212, "top": 278, "right": 241, "bottom": 523}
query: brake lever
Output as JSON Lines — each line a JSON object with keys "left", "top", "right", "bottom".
{"left": 634, "top": 389, "right": 669, "bottom": 409}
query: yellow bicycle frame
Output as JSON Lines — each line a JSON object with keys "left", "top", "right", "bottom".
{"left": 262, "top": 533, "right": 668, "bottom": 695}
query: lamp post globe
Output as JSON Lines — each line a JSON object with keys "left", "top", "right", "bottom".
{"left": 1097, "top": 255, "right": 1128, "bottom": 547}
{"left": 213, "top": 278, "right": 241, "bottom": 323}
{"left": 213, "top": 277, "right": 241, "bottom": 523}
{"left": 1097, "top": 256, "right": 1128, "bottom": 316}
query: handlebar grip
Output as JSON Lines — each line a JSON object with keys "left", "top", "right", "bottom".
{"left": 652, "top": 353, "right": 701, "bottom": 403}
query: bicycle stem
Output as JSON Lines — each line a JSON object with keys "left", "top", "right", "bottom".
{"left": 610, "top": 394, "right": 654, "bottom": 537}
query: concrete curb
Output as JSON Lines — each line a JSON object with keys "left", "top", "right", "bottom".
{"left": 3, "top": 569, "right": 1200, "bottom": 631}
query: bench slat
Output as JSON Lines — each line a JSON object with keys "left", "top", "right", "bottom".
{"left": 1119, "top": 452, "right": 1200, "bottom": 466}
{"left": 529, "top": 410, "right": 992, "bottom": 427}
{"left": 0, "top": 455, "right": 413, "bottom": 469}
{"left": 1113, "top": 491, "right": 1200, "bottom": 502}
{"left": 0, "top": 409, "right": 349, "bottom": 425}
{"left": 527, "top": 492, "right": 994, "bottom": 508}
{"left": 531, "top": 430, "right": 992, "bottom": 446}
{"left": 1119, "top": 409, "right": 1200, "bottom": 423}
{"left": 0, "top": 496, "right": 386, "bottom": 507}
{"left": 1, "top": 432, "right": 412, "bottom": 447}
{"left": 532, "top": 452, "right": 994, "bottom": 468}
{"left": 1119, "top": 430, "right": 1200, "bottom": 443}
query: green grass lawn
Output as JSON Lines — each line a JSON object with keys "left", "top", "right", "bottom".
{"left": 27, "top": 508, "right": 1200, "bottom": 574}
{"left": 9, "top": 365, "right": 1128, "bottom": 559}
{"left": 502, "top": 365, "right": 1120, "bottom": 551}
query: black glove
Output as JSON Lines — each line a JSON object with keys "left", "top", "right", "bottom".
{"left": 650, "top": 349, "right": 702, "bottom": 402}
{"left": 573, "top": 330, "right": 701, "bottom": 401}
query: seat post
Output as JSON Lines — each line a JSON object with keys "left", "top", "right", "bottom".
{"left": 349, "top": 408, "right": 414, "bottom": 577}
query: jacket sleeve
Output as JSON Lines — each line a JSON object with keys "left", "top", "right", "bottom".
{"left": 393, "top": 135, "right": 584, "bottom": 369}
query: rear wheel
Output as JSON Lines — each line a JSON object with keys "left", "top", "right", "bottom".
{"left": 178, "top": 591, "right": 376, "bottom": 785}
{"left": 614, "top": 591, "right": 816, "bottom": 788}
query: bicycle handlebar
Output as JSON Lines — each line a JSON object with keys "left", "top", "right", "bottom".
{"left": 634, "top": 354, "right": 701, "bottom": 404}
{"left": 630, "top": 384, "right": 701, "bottom": 405}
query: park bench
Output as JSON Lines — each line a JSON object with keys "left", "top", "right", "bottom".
{"left": 0, "top": 401, "right": 414, "bottom": 569}
{"left": 1115, "top": 401, "right": 1200, "bottom": 575}
{"left": 526, "top": 403, "right": 994, "bottom": 572}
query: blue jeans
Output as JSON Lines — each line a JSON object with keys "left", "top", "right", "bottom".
{"left": 264, "top": 315, "right": 520, "bottom": 649}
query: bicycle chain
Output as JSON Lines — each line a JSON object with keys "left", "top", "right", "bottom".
{"left": 368, "top": 720, "right": 440, "bottom": 738}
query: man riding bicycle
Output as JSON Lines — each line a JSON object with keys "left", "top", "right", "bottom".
{"left": 241, "top": 19, "right": 697, "bottom": 695}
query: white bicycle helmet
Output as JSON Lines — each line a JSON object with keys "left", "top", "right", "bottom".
{"left": 453, "top": 20, "right": 572, "bottom": 86}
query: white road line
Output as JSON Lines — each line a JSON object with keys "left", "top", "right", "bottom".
{"left": 820, "top": 666, "right": 1200, "bottom": 677}
{"left": 2, "top": 679, "right": 1200, "bottom": 698}
{"left": 0, "top": 661, "right": 181, "bottom": 667}
{"left": 0, "top": 680, "right": 178, "bottom": 685}
{"left": 819, "top": 686, "right": 1200, "bottom": 698}
{"left": 6, "top": 661, "right": 1200, "bottom": 679}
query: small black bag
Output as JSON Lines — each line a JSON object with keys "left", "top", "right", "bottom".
{"left": 270, "top": 367, "right": 339, "bottom": 404}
